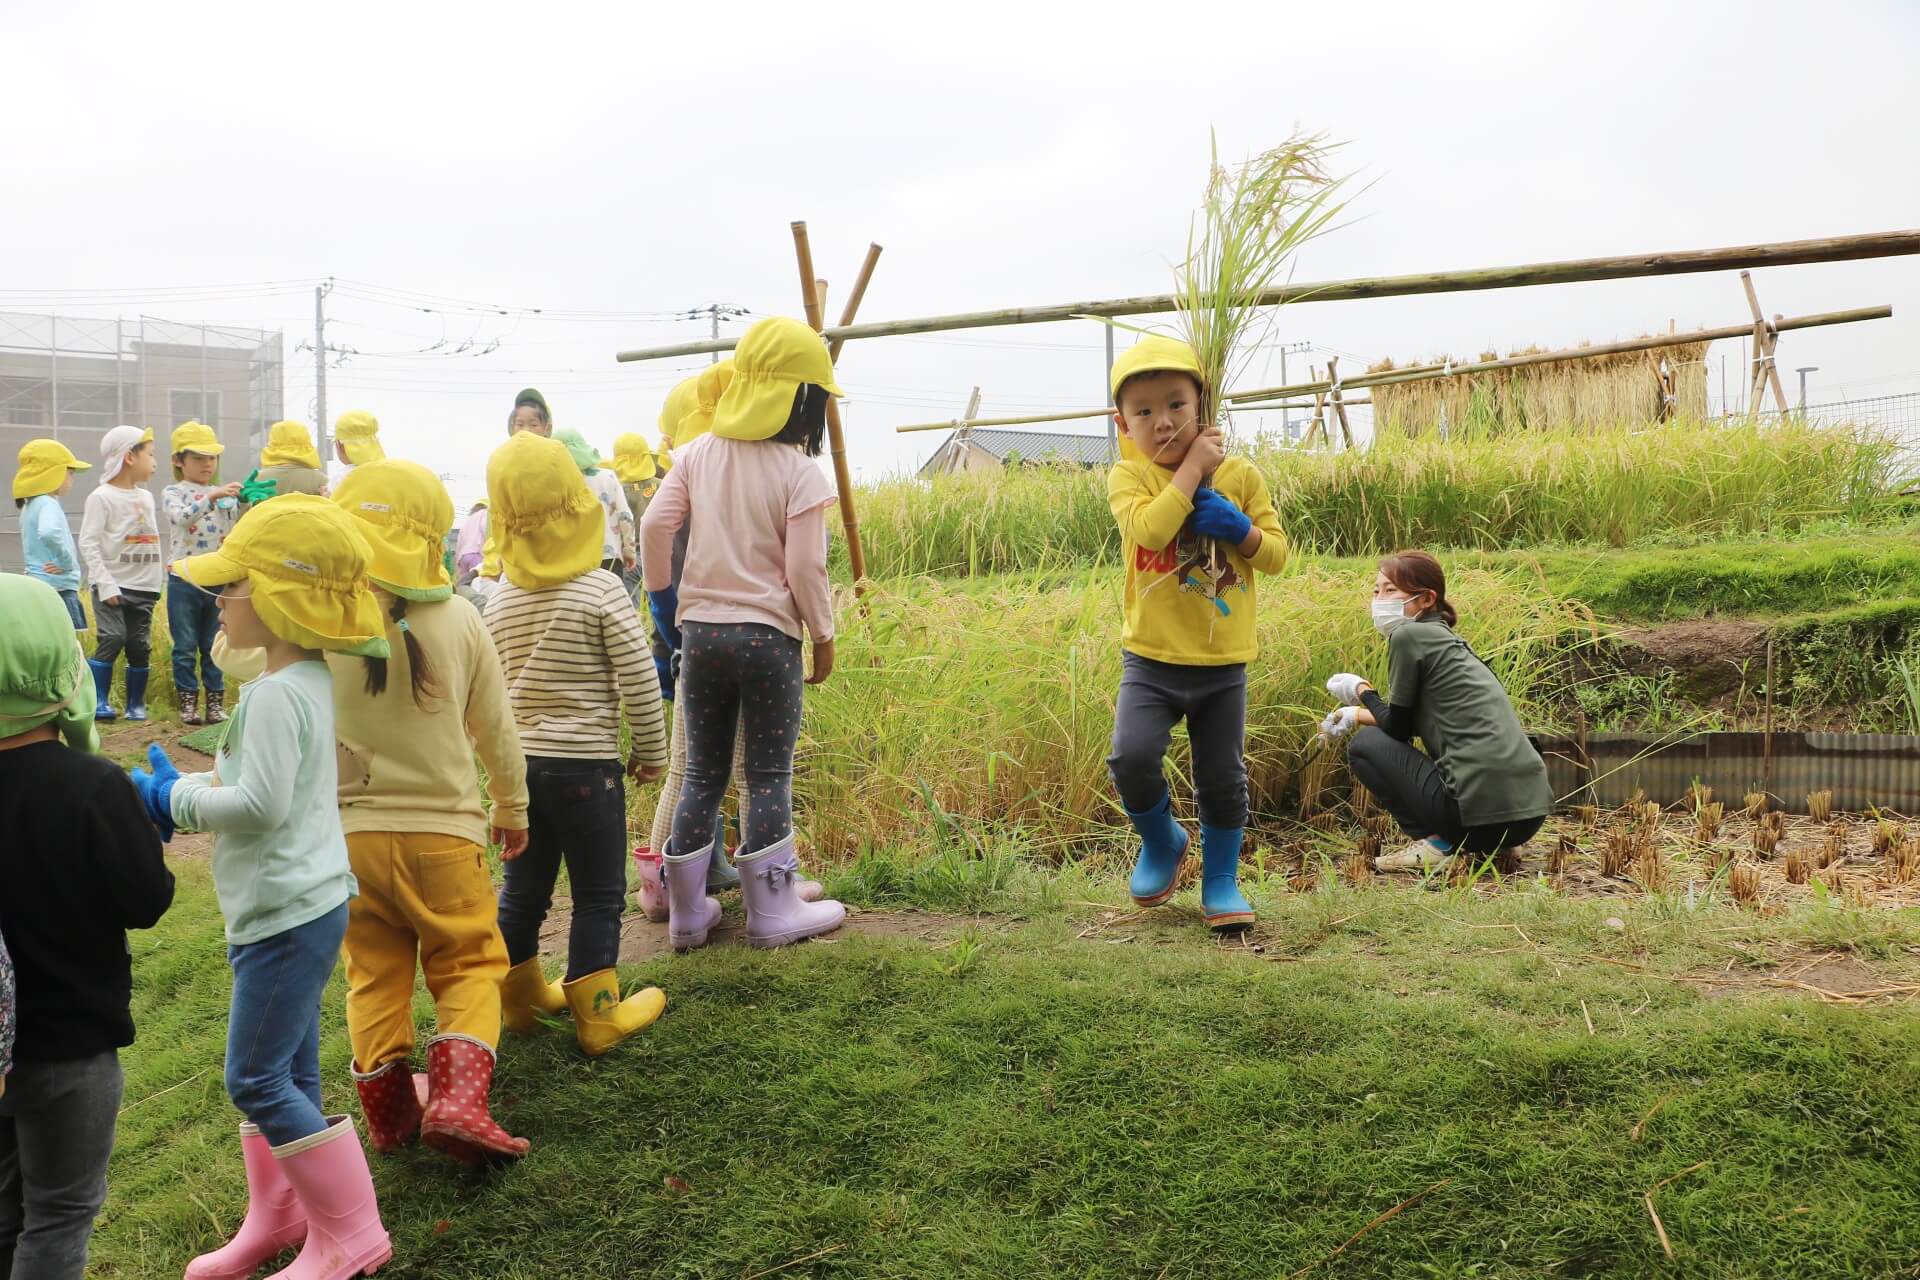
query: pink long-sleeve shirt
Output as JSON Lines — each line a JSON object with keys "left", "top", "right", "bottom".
{"left": 639, "top": 433, "right": 835, "bottom": 643}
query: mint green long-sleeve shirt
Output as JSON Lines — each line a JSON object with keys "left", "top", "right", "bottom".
{"left": 170, "top": 661, "right": 356, "bottom": 945}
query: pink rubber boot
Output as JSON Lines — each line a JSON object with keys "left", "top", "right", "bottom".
{"left": 738, "top": 834, "right": 846, "bottom": 948}
{"left": 663, "top": 842, "right": 723, "bottom": 950}
{"left": 632, "top": 846, "right": 669, "bottom": 922}
{"left": 183, "top": 1123, "right": 307, "bottom": 1279}
{"left": 268, "top": 1115, "right": 392, "bottom": 1279}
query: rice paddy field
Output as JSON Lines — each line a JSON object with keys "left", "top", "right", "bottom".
{"left": 88, "top": 414, "right": 1920, "bottom": 1279}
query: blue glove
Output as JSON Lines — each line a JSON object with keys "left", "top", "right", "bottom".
{"left": 654, "top": 653, "right": 675, "bottom": 703}
{"left": 647, "top": 586, "right": 682, "bottom": 653}
{"left": 128, "top": 742, "right": 179, "bottom": 842}
{"left": 1191, "top": 487, "right": 1253, "bottom": 544}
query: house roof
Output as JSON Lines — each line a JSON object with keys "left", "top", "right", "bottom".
{"left": 920, "top": 427, "right": 1115, "bottom": 475}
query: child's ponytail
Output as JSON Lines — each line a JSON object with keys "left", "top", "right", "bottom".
{"left": 360, "top": 597, "right": 440, "bottom": 708}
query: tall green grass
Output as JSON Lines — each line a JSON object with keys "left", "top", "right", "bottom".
{"left": 796, "top": 566, "right": 1589, "bottom": 861}
{"left": 842, "top": 420, "right": 1899, "bottom": 577}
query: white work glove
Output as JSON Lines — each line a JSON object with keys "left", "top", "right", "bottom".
{"left": 1320, "top": 707, "right": 1360, "bottom": 742}
{"left": 1326, "top": 673, "right": 1368, "bottom": 706}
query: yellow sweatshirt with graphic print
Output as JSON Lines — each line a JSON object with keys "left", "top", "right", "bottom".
{"left": 1107, "top": 454, "right": 1290, "bottom": 666}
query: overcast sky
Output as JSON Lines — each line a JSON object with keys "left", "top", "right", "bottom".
{"left": 5, "top": 0, "right": 1916, "bottom": 507}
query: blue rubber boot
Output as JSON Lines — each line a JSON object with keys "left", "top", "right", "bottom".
{"left": 123, "top": 665, "right": 150, "bottom": 722}
{"left": 89, "top": 658, "right": 119, "bottom": 721}
{"left": 1125, "top": 793, "right": 1190, "bottom": 908}
{"left": 1199, "top": 824, "right": 1255, "bottom": 932}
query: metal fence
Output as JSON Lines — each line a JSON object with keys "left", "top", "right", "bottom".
{"left": 0, "top": 312, "right": 283, "bottom": 572}
{"left": 1758, "top": 390, "right": 1920, "bottom": 475}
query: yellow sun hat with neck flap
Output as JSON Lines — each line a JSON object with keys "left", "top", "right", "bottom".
{"left": 332, "top": 460, "right": 454, "bottom": 601}
{"left": 261, "top": 420, "right": 323, "bottom": 469}
{"left": 676, "top": 359, "right": 736, "bottom": 446}
{"left": 334, "top": 409, "right": 386, "bottom": 464}
{"left": 12, "top": 439, "right": 89, "bottom": 500}
{"left": 659, "top": 375, "right": 701, "bottom": 450}
{"left": 173, "top": 494, "right": 389, "bottom": 657}
{"left": 612, "top": 433, "right": 659, "bottom": 484}
{"left": 1108, "top": 335, "right": 1206, "bottom": 464}
{"left": 486, "top": 432, "right": 602, "bottom": 590}
{"left": 712, "top": 319, "right": 841, "bottom": 442}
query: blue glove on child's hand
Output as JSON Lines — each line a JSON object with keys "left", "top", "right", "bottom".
{"left": 1191, "top": 487, "right": 1253, "bottom": 544}
{"left": 654, "top": 653, "right": 675, "bottom": 703}
{"left": 647, "top": 587, "right": 683, "bottom": 653}
{"left": 128, "top": 742, "right": 179, "bottom": 842}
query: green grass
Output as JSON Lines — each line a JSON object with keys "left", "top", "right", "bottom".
{"left": 95, "top": 862, "right": 1920, "bottom": 1279}
{"left": 843, "top": 420, "right": 1902, "bottom": 578}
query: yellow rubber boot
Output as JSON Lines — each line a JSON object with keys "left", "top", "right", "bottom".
{"left": 500, "top": 958, "right": 566, "bottom": 1035}
{"left": 561, "top": 968, "right": 667, "bottom": 1057}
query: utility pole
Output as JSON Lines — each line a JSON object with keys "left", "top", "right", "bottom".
{"left": 314, "top": 282, "right": 330, "bottom": 464}
{"left": 685, "top": 304, "right": 750, "bottom": 365}
{"left": 1275, "top": 340, "right": 1313, "bottom": 442}
{"left": 710, "top": 308, "right": 719, "bottom": 363}
{"left": 1796, "top": 366, "right": 1818, "bottom": 415}
{"left": 1103, "top": 324, "right": 1115, "bottom": 459}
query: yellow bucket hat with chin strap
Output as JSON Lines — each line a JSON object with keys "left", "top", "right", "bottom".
{"left": 712, "top": 319, "right": 841, "bottom": 442}
{"left": 261, "top": 420, "right": 323, "bottom": 469}
{"left": 486, "top": 432, "right": 602, "bottom": 590}
{"left": 173, "top": 494, "right": 389, "bottom": 657}
{"left": 332, "top": 460, "right": 454, "bottom": 601}
{"left": 11, "top": 439, "right": 90, "bottom": 500}
{"left": 1108, "top": 335, "right": 1206, "bottom": 465}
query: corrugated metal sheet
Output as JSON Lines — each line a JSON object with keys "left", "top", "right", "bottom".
{"left": 1534, "top": 732, "right": 1920, "bottom": 813}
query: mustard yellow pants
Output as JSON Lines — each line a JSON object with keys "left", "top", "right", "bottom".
{"left": 343, "top": 831, "right": 509, "bottom": 1071}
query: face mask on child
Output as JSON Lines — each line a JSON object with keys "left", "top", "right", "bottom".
{"left": 1371, "top": 597, "right": 1414, "bottom": 637}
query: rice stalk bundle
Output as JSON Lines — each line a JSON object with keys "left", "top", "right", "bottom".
{"left": 1728, "top": 862, "right": 1762, "bottom": 907}
{"left": 1744, "top": 792, "right": 1769, "bottom": 819}
{"left": 1694, "top": 802, "right": 1725, "bottom": 845}
{"left": 1818, "top": 829, "right": 1847, "bottom": 870}
{"left": 1818, "top": 867, "right": 1850, "bottom": 898}
{"left": 1751, "top": 813, "right": 1786, "bottom": 860}
{"left": 1634, "top": 801, "right": 1663, "bottom": 836}
{"left": 1602, "top": 828, "right": 1635, "bottom": 878}
{"left": 1634, "top": 842, "right": 1668, "bottom": 893}
{"left": 1309, "top": 811, "right": 1344, "bottom": 835}
{"left": 1687, "top": 783, "right": 1714, "bottom": 814}
{"left": 1574, "top": 804, "right": 1600, "bottom": 831}
{"left": 1172, "top": 132, "right": 1349, "bottom": 432}
{"left": 1872, "top": 820, "right": 1901, "bottom": 858}
{"left": 1349, "top": 782, "right": 1375, "bottom": 821}
{"left": 1806, "top": 790, "right": 1834, "bottom": 824}
{"left": 1784, "top": 849, "right": 1811, "bottom": 885}
{"left": 1346, "top": 838, "right": 1377, "bottom": 885}
{"left": 1369, "top": 339, "right": 1711, "bottom": 438}
{"left": 1366, "top": 813, "right": 1398, "bottom": 842}
{"left": 1888, "top": 838, "right": 1920, "bottom": 884}
{"left": 1550, "top": 833, "right": 1577, "bottom": 874}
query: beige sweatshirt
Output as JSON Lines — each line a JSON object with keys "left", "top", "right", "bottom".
{"left": 325, "top": 593, "right": 530, "bottom": 844}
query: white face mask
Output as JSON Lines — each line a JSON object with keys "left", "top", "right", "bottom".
{"left": 1371, "top": 596, "right": 1413, "bottom": 637}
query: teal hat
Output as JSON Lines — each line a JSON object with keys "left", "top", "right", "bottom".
{"left": 554, "top": 428, "right": 600, "bottom": 476}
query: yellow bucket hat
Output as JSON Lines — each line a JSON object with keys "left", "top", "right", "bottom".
{"left": 261, "top": 420, "right": 322, "bottom": 469}
{"left": 1108, "top": 335, "right": 1206, "bottom": 463}
{"left": 674, "top": 361, "right": 734, "bottom": 446}
{"left": 332, "top": 460, "right": 454, "bottom": 601}
{"left": 173, "top": 494, "right": 389, "bottom": 657}
{"left": 335, "top": 410, "right": 386, "bottom": 464}
{"left": 12, "top": 438, "right": 90, "bottom": 500}
{"left": 486, "top": 432, "right": 602, "bottom": 590}
{"left": 611, "top": 432, "right": 658, "bottom": 484}
{"left": 658, "top": 374, "right": 701, "bottom": 448}
{"left": 170, "top": 420, "right": 224, "bottom": 458}
{"left": 712, "top": 319, "right": 841, "bottom": 442}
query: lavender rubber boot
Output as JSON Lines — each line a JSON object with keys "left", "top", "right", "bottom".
{"left": 738, "top": 835, "right": 846, "bottom": 949}
{"left": 664, "top": 841, "right": 723, "bottom": 951}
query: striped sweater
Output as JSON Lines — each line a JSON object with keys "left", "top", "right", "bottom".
{"left": 482, "top": 569, "right": 668, "bottom": 765}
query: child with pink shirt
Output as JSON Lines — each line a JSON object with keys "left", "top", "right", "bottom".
{"left": 640, "top": 317, "right": 846, "bottom": 950}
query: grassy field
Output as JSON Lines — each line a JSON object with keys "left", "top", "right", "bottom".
{"left": 841, "top": 420, "right": 1902, "bottom": 578}
{"left": 93, "top": 860, "right": 1920, "bottom": 1280}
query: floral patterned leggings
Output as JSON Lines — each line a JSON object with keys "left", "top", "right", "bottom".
{"left": 669, "top": 622, "right": 806, "bottom": 859}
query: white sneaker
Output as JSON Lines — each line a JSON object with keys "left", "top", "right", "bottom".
{"left": 1374, "top": 841, "right": 1455, "bottom": 873}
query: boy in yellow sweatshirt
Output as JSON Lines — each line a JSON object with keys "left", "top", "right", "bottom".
{"left": 327, "top": 460, "right": 533, "bottom": 1165}
{"left": 1105, "top": 336, "right": 1289, "bottom": 930}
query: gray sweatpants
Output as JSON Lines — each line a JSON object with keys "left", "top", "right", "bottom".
{"left": 1107, "top": 653, "right": 1249, "bottom": 828}
{"left": 0, "top": 1050, "right": 123, "bottom": 1280}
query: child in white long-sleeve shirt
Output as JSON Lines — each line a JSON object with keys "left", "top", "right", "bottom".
{"left": 77, "top": 426, "right": 163, "bottom": 722}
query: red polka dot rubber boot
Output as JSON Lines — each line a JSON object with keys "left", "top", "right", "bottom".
{"left": 420, "top": 1034, "right": 530, "bottom": 1164}
{"left": 349, "top": 1057, "right": 426, "bottom": 1154}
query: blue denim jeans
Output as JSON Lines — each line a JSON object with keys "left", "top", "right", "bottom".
{"left": 225, "top": 902, "right": 348, "bottom": 1146}
{"left": 167, "top": 575, "right": 223, "bottom": 695}
{"left": 57, "top": 589, "right": 86, "bottom": 631}
{"left": 497, "top": 757, "right": 628, "bottom": 980}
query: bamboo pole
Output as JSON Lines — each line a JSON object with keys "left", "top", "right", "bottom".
{"left": 615, "top": 229, "right": 1920, "bottom": 362}
{"left": 893, "top": 399, "right": 1372, "bottom": 434}
{"left": 790, "top": 223, "right": 880, "bottom": 591}
{"left": 1226, "top": 304, "right": 1890, "bottom": 405}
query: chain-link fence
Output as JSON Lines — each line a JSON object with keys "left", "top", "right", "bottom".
{"left": 0, "top": 311, "right": 284, "bottom": 572}
{"left": 1755, "top": 390, "right": 1920, "bottom": 480}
